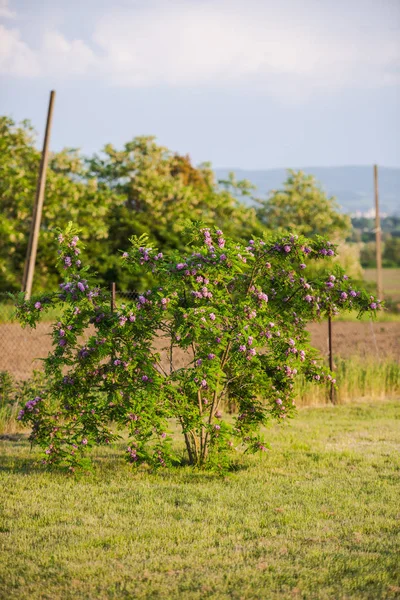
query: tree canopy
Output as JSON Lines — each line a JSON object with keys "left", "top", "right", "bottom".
{"left": 1, "top": 118, "right": 357, "bottom": 294}
{"left": 256, "top": 170, "right": 351, "bottom": 241}
{"left": 0, "top": 119, "right": 263, "bottom": 293}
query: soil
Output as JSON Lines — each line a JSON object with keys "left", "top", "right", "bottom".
{"left": 1, "top": 320, "right": 399, "bottom": 380}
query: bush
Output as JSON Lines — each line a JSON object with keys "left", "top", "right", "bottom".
{"left": 13, "top": 223, "right": 378, "bottom": 472}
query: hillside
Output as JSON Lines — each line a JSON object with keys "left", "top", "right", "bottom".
{"left": 214, "top": 166, "right": 400, "bottom": 216}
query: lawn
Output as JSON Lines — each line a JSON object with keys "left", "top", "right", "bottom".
{"left": 1, "top": 401, "right": 400, "bottom": 599}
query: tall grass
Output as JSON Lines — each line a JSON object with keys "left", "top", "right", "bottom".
{"left": 1, "top": 358, "right": 398, "bottom": 435}
{"left": 295, "top": 355, "right": 400, "bottom": 406}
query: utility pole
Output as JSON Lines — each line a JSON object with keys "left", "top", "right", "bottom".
{"left": 373, "top": 164, "right": 383, "bottom": 300}
{"left": 22, "top": 90, "right": 56, "bottom": 299}
{"left": 328, "top": 315, "right": 335, "bottom": 404}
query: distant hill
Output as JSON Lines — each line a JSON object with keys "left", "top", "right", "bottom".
{"left": 214, "top": 166, "right": 400, "bottom": 216}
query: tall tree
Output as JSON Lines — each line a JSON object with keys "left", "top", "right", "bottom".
{"left": 0, "top": 117, "right": 118, "bottom": 293}
{"left": 89, "top": 136, "right": 265, "bottom": 288}
{"left": 257, "top": 170, "right": 351, "bottom": 240}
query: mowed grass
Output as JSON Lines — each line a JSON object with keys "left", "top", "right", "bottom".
{"left": 1, "top": 402, "right": 400, "bottom": 600}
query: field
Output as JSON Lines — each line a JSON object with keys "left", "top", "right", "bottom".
{"left": 1, "top": 401, "right": 399, "bottom": 599}
{"left": 0, "top": 319, "right": 399, "bottom": 381}
{"left": 363, "top": 268, "right": 400, "bottom": 303}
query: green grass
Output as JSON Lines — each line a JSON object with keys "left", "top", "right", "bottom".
{"left": 1, "top": 401, "right": 399, "bottom": 599}
{"left": 363, "top": 268, "right": 400, "bottom": 302}
{"left": 295, "top": 356, "right": 399, "bottom": 406}
{"left": 334, "top": 311, "right": 400, "bottom": 322}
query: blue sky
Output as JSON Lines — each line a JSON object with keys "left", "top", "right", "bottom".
{"left": 0, "top": 0, "right": 399, "bottom": 169}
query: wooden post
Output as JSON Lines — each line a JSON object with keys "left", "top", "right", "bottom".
{"left": 328, "top": 315, "right": 335, "bottom": 404}
{"left": 22, "top": 90, "right": 56, "bottom": 299}
{"left": 374, "top": 164, "right": 383, "bottom": 300}
{"left": 111, "top": 282, "right": 116, "bottom": 313}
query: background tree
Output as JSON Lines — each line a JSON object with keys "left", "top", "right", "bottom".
{"left": 89, "top": 136, "right": 265, "bottom": 289}
{"left": 256, "top": 170, "right": 351, "bottom": 240}
{"left": 0, "top": 117, "right": 118, "bottom": 293}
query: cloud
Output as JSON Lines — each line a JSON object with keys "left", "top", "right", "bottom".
{"left": 0, "top": 25, "right": 39, "bottom": 76}
{"left": 0, "top": 0, "right": 15, "bottom": 18}
{"left": 1, "top": 0, "right": 399, "bottom": 96}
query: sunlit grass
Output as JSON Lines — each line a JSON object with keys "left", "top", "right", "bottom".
{"left": 0, "top": 401, "right": 399, "bottom": 599}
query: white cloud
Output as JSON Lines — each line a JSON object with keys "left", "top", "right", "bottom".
{"left": 1, "top": 0, "right": 399, "bottom": 96}
{"left": 0, "top": 25, "right": 39, "bottom": 76}
{"left": 0, "top": 0, "right": 15, "bottom": 19}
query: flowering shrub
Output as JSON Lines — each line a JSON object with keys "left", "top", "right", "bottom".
{"left": 14, "top": 223, "right": 379, "bottom": 471}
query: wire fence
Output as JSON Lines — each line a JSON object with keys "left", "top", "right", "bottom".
{"left": 0, "top": 288, "right": 139, "bottom": 381}
{"left": 1, "top": 289, "right": 399, "bottom": 383}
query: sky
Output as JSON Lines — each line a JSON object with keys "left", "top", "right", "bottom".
{"left": 0, "top": 0, "right": 399, "bottom": 169}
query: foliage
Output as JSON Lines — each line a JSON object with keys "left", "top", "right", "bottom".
{"left": 383, "top": 237, "right": 400, "bottom": 267}
{"left": 88, "top": 136, "right": 265, "bottom": 289}
{"left": 0, "top": 119, "right": 264, "bottom": 293}
{"left": 0, "top": 370, "right": 46, "bottom": 434}
{"left": 0, "top": 117, "right": 118, "bottom": 293}
{"left": 257, "top": 170, "right": 351, "bottom": 241}
{"left": 13, "top": 224, "right": 378, "bottom": 471}
{"left": 360, "top": 238, "right": 400, "bottom": 268}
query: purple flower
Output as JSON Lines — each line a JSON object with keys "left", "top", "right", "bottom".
{"left": 64, "top": 256, "right": 72, "bottom": 267}
{"left": 326, "top": 282, "right": 334, "bottom": 289}
{"left": 59, "top": 329, "right": 65, "bottom": 337}
{"left": 304, "top": 295, "right": 313, "bottom": 303}
{"left": 142, "top": 375, "right": 149, "bottom": 382}
{"left": 77, "top": 282, "right": 85, "bottom": 292}
{"left": 248, "top": 348, "right": 257, "bottom": 357}
{"left": 283, "top": 245, "right": 291, "bottom": 253}
{"left": 220, "top": 254, "right": 227, "bottom": 261}
{"left": 214, "top": 424, "right": 221, "bottom": 430}
{"left": 82, "top": 438, "right": 88, "bottom": 445}
{"left": 201, "top": 379, "right": 208, "bottom": 388}
{"left": 370, "top": 302, "right": 377, "bottom": 309}
{"left": 327, "top": 249, "right": 334, "bottom": 256}
{"left": 350, "top": 290, "right": 357, "bottom": 297}
{"left": 59, "top": 339, "right": 67, "bottom": 347}
{"left": 122, "top": 252, "right": 129, "bottom": 259}
{"left": 216, "top": 337, "right": 222, "bottom": 343}
{"left": 207, "top": 353, "right": 216, "bottom": 360}
{"left": 209, "top": 313, "right": 216, "bottom": 321}
{"left": 34, "top": 302, "right": 41, "bottom": 310}
{"left": 247, "top": 336, "right": 253, "bottom": 346}
{"left": 176, "top": 263, "right": 186, "bottom": 270}
{"left": 161, "top": 298, "right": 167, "bottom": 305}
{"left": 300, "top": 263, "right": 306, "bottom": 269}
{"left": 340, "top": 292, "right": 348, "bottom": 300}
{"left": 303, "top": 247, "right": 311, "bottom": 255}
{"left": 196, "top": 359, "right": 202, "bottom": 366}
{"left": 239, "top": 344, "right": 246, "bottom": 352}
{"left": 257, "top": 292, "right": 268, "bottom": 302}
{"left": 57, "top": 234, "right": 64, "bottom": 243}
